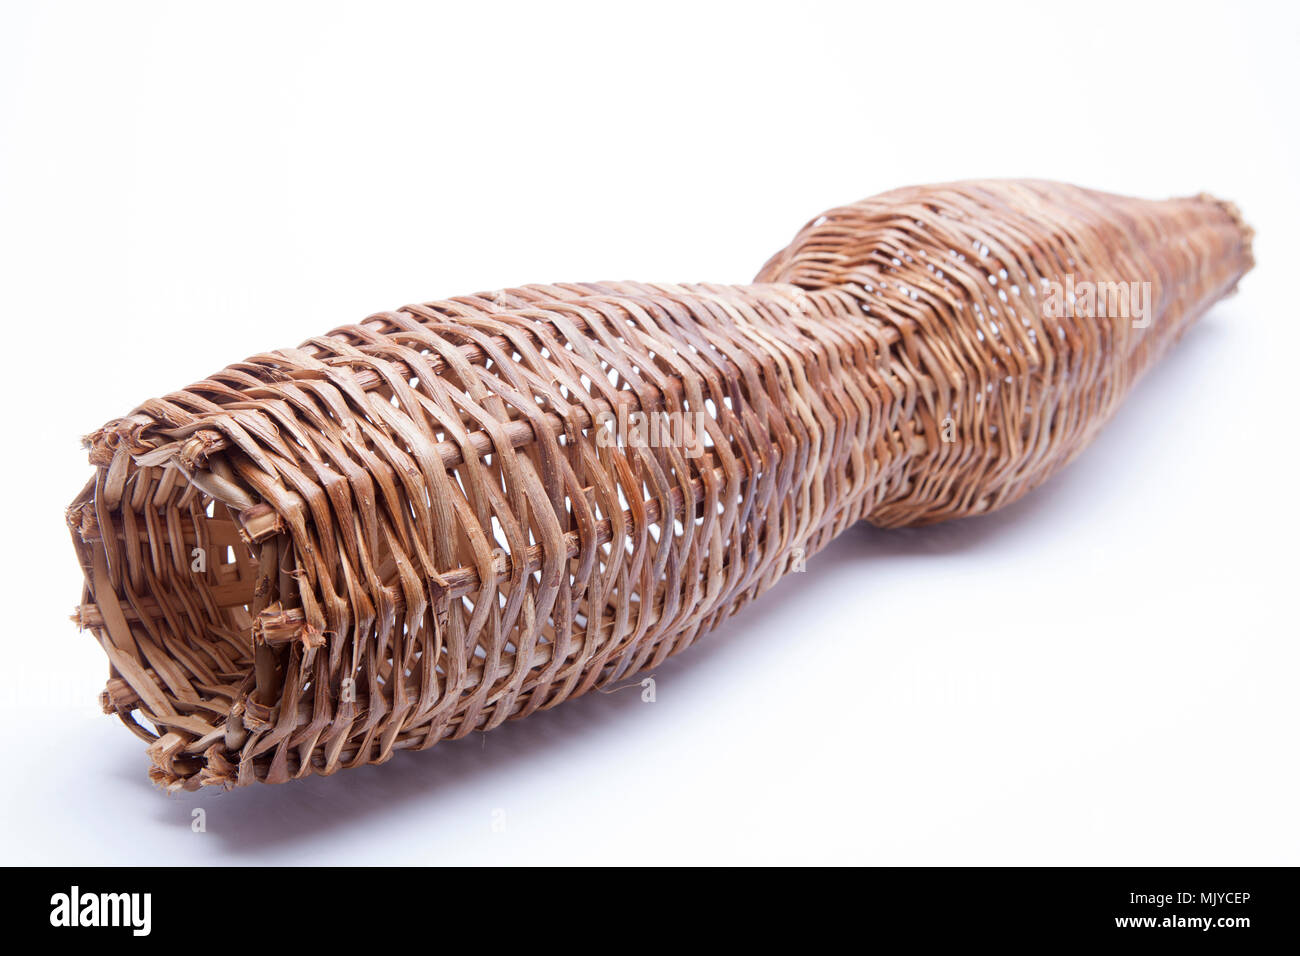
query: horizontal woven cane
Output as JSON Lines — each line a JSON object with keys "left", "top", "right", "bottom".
{"left": 67, "top": 180, "right": 1253, "bottom": 790}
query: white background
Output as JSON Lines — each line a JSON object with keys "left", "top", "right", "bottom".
{"left": 1, "top": 0, "right": 1296, "bottom": 865}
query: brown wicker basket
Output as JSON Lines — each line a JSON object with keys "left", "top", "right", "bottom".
{"left": 67, "top": 179, "right": 1253, "bottom": 790}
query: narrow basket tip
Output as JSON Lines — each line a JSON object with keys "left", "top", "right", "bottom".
{"left": 1196, "top": 191, "right": 1255, "bottom": 269}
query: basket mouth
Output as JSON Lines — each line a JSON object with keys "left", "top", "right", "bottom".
{"left": 70, "top": 428, "right": 303, "bottom": 790}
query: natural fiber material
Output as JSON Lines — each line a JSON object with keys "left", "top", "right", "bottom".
{"left": 67, "top": 180, "right": 1253, "bottom": 790}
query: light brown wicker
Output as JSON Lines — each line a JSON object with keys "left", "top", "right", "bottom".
{"left": 67, "top": 180, "right": 1253, "bottom": 790}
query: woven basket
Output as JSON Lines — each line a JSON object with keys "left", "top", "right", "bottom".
{"left": 67, "top": 180, "right": 1253, "bottom": 789}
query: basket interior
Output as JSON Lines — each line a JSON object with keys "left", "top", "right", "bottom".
{"left": 74, "top": 464, "right": 285, "bottom": 772}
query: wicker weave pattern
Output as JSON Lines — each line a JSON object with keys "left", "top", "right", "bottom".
{"left": 67, "top": 180, "right": 1253, "bottom": 789}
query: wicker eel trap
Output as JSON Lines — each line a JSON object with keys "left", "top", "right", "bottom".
{"left": 67, "top": 180, "right": 1254, "bottom": 790}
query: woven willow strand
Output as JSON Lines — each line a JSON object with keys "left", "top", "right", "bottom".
{"left": 67, "top": 180, "right": 1253, "bottom": 789}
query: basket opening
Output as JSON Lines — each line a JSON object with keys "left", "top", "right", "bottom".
{"left": 78, "top": 462, "right": 294, "bottom": 786}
